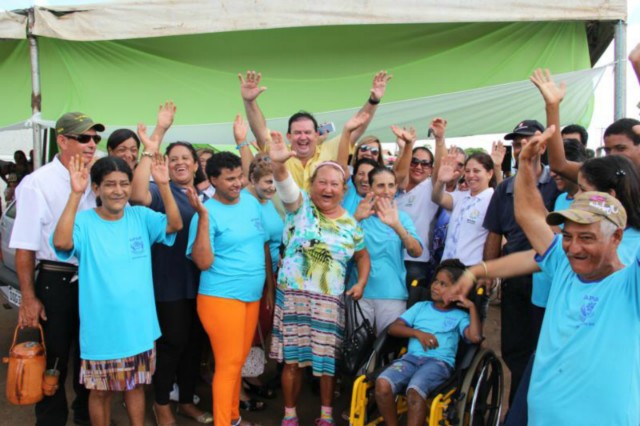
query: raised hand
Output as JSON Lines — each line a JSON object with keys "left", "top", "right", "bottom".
{"left": 438, "top": 149, "right": 460, "bottom": 183}
{"left": 233, "top": 114, "right": 248, "bottom": 144}
{"left": 415, "top": 330, "right": 439, "bottom": 350}
{"left": 185, "top": 187, "right": 207, "bottom": 215}
{"left": 354, "top": 192, "right": 376, "bottom": 221}
{"left": 239, "top": 70, "right": 267, "bottom": 102}
{"left": 429, "top": 117, "right": 447, "bottom": 140}
{"left": 629, "top": 42, "right": 640, "bottom": 65}
{"left": 530, "top": 68, "right": 566, "bottom": 105}
{"left": 519, "top": 125, "right": 556, "bottom": 163}
{"left": 269, "top": 131, "right": 295, "bottom": 164}
{"left": 138, "top": 123, "right": 161, "bottom": 154}
{"left": 375, "top": 197, "right": 400, "bottom": 228}
{"left": 157, "top": 101, "right": 176, "bottom": 130}
{"left": 344, "top": 112, "right": 371, "bottom": 133}
{"left": 491, "top": 141, "right": 506, "bottom": 167}
{"left": 442, "top": 282, "right": 468, "bottom": 305}
{"left": 370, "top": 71, "right": 392, "bottom": 102}
{"left": 391, "top": 125, "right": 417, "bottom": 152}
{"left": 68, "top": 154, "right": 89, "bottom": 194}
{"left": 150, "top": 153, "right": 170, "bottom": 184}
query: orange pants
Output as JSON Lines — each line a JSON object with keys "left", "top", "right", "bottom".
{"left": 197, "top": 295, "right": 259, "bottom": 425}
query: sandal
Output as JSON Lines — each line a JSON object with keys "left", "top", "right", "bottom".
{"left": 176, "top": 405, "right": 213, "bottom": 424}
{"left": 239, "top": 397, "right": 266, "bottom": 411}
{"left": 242, "top": 379, "right": 276, "bottom": 399}
{"left": 152, "top": 404, "right": 177, "bottom": 426}
{"left": 232, "top": 416, "right": 262, "bottom": 426}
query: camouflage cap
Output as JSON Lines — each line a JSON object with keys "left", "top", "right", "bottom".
{"left": 546, "top": 191, "right": 626, "bottom": 229}
{"left": 55, "top": 112, "right": 105, "bottom": 135}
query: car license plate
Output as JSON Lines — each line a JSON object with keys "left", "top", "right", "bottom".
{"left": 8, "top": 286, "right": 21, "bottom": 306}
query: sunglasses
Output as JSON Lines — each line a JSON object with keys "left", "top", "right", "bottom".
{"left": 358, "top": 145, "right": 380, "bottom": 155}
{"left": 64, "top": 134, "right": 102, "bottom": 144}
{"left": 411, "top": 158, "right": 432, "bottom": 167}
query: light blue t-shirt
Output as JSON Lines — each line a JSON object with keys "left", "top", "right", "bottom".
{"left": 532, "top": 226, "right": 640, "bottom": 307}
{"left": 399, "top": 301, "right": 469, "bottom": 367}
{"left": 530, "top": 235, "right": 640, "bottom": 426}
{"left": 242, "top": 189, "right": 284, "bottom": 271}
{"left": 351, "top": 211, "right": 420, "bottom": 300}
{"left": 342, "top": 179, "right": 363, "bottom": 216}
{"left": 52, "top": 206, "right": 176, "bottom": 360}
{"left": 187, "top": 195, "right": 267, "bottom": 302}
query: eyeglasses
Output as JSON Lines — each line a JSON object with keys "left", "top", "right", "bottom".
{"left": 358, "top": 145, "right": 380, "bottom": 155}
{"left": 410, "top": 158, "right": 432, "bottom": 167}
{"left": 64, "top": 134, "right": 102, "bottom": 144}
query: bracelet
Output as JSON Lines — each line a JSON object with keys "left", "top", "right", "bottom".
{"left": 235, "top": 141, "right": 249, "bottom": 150}
{"left": 141, "top": 151, "right": 154, "bottom": 158}
{"left": 480, "top": 261, "right": 489, "bottom": 277}
{"left": 368, "top": 96, "right": 381, "bottom": 105}
{"left": 463, "top": 269, "right": 477, "bottom": 283}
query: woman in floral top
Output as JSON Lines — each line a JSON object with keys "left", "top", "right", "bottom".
{"left": 268, "top": 125, "right": 370, "bottom": 426}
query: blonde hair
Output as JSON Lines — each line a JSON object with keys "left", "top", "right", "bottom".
{"left": 350, "top": 135, "right": 385, "bottom": 168}
{"left": 249, "top": 153, "right": 273, "bottom": 182}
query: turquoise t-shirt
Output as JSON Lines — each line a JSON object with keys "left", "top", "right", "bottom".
{"left": 242, "top": 189, "right": 284, "bottom": 271}
{"left": 352, "top": 211, "right": 420, "bottom": 300}
{"left": 399, "top": 301, "right": 469, "bottom": 367}
{"left": 341, "top": 179, "right": 363, "bottom": 216}
{"left": 52, "top": 206, "right": 176, "bottom": 360}
{"left": 530, "top": 235, "right": 640, "bottom": 425}
{"left": 186, "top": 195, "right": 267, "bottom": 302}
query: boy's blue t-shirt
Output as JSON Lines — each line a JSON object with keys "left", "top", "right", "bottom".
{"left": 399, "top": 301, "right": 469, "bottom": 367}
{"left": 242, "top": 189, "right": 284, "bottom": 271}
{"left": 52, "top": 206, "right": 176, "bottom": 360}
{"left": 342, "top": 179, "right": 363, "bottom": 216}
{"left": 530, "top": 235, "right": 640, "bottom": 426}
{"left": 351, "top": 211, "right": 421, "bottom": 300}
{"left": 186, "top": 194, "right": 267, "bottom": 302}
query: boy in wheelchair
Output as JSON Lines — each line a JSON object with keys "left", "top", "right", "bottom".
{"left": 374, "top": 260, "right": 482, "bottom": 426}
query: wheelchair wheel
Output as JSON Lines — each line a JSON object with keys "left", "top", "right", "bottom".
{"left": 455, "top": 348, "right": 503, "bottom": 426}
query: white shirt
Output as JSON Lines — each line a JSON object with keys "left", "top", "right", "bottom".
{"left": 441, "top": 187, "right": 494, "bottom": 265}
{"left": 10, "top": 156, "right": 96, "bottom": 263}
{"left": 396, "top": 178, "right": 439, "bottom": 263}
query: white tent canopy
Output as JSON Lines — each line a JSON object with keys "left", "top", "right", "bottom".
{"left": 0, "top": 0, "right": 627, "bottom": 41}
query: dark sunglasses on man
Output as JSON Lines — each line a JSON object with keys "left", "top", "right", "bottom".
{"left": 410, "top": 158, "right": 432, "bottom": 167}
{"left": 358, "top": 145, "right": 380, "bottom": 155}
{"left": 65, "top": 134, "right": 102, "bottom": 144}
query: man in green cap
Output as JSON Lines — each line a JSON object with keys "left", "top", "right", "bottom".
{"left": 10, "top": 112, "right": 104, "bottom": 425}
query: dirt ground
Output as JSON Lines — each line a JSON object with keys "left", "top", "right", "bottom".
{"left": 0, "top": 295, "right": 509, "bottom": 426}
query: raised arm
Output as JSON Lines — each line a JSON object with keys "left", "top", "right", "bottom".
{"left": 630, "top": 42, "right": 640, "bottom": 85}
{"left": 514, "top": 126, "right": 556, "bottom": 255}
{"left": 391, "top": 125, "right": 417, "bottom": 189}
{"left": 431, "top": 149, "right": 458, "bottom": 210}
{"left": 490, "top": 141, "right": 506, "bottom": 185}
{"left": 186, "top": 187, "right": 213, "bottom": 270}
{"left": 130, "top": 123, "right": 161, "bottom": 206}
{"left": 270, "top": 131, "right": 302, "bottom": 212}
{"left": 53, "top": 154, "right": 88, "bottom": 251}
{"left": 455, "top": 295, "right": 482, "bottom": 344}
{"left": 233, "top": 114, "right": 255, "bottom": 182}
{"left": 149, "top": 101, "right": 176, "bottom": 145}
{"left": 239, "top": 71, "right": 270, "bottom": 150}
{"left": 338, "top": 112, "right": 370, "bottom": 180}
{"left": 150, "top": 153, "right": 183, "bottom": 234}
{"left": 530, "top": 68, "right": 579, "bottom": 182}
{"left": 347, "top": 71, "right": 392, "bottom": 144}
{"left": 375, "top": 197, "right": 422, "bottom": 258}
{"left": 430, "top": 117, "right": 448, "bottom": 182}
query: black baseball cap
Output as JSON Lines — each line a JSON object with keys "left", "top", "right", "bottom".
{"left": 504, "top": 120, "right": 545, "bottom": 140}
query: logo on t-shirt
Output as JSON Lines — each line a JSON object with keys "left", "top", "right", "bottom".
{"left": 443, "top": 316, "right": 458, "bottom": 330}
{"left": 129, "top": 237, "right": 145, "bottom": 258}
{"left": 251, "top": 218, "right": 264, "bottom": 232}
{"left": 579, "top": 295, "right": 599, "bottom": 325}
{"left": 467, "top": 208, "right": 481, "bottom": 224}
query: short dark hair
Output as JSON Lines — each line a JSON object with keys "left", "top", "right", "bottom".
{"left": 412, "top": 146, "right": 434, "bottom": 163}
{"left": 563, "top": 138, "right": 588, "bottom": 163}
{"left": 206, "top": 151, "right": 241, "bottom": 178}
{"left": 368, "top": 165, "right": 396, "bottom": 186}
{"left": 433, "top": 259, "right": 467, "bottom": 283}
{"left": 90, "top": 157, "right": 132, "bottom": 206}
{"left": 287, "top": 111, "right": 318, "bottom": 134}
{"left": 603, "top": 118, "right": 640, "bottom": 146}
{"left": 352, "top": 158, "right": 378, "bottom": 186}
{"left": 107, "top": 129, "right": 140, "bottom": 151}
{"left": 561, "top": 124, "right": 588, "bottom": 146}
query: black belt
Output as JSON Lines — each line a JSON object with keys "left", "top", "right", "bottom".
{"left": 37, "top": 260, "right": 77, "bottom": 274}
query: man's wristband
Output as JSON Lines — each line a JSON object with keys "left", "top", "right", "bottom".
{"left": 235, "top": 141, "right": 249, "bottom": 150}
{"left": 368, "top": 96, "right": 381, "bottom": 105}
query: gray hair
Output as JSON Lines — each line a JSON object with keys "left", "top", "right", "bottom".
{"left": 599, "top": 220, "right": 619, "bottom": 238}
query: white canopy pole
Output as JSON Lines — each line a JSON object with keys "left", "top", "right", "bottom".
{"left": 28, "top": 8, "right": 43, "bottom": 169}
{"left": 614, "top": 19, "right": 627, "bottom": 120}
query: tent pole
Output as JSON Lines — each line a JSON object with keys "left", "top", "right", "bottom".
{"left": 28, "top": 8, "right": 43, "bottom": 169}
{"left": 614, "top": 19, "right": 627, "bottom": 120}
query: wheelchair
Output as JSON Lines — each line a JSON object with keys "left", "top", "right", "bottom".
{"left": 348, "top": 286, "right": 504, "bottom": 426}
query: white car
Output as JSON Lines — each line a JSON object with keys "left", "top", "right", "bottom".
{"left": 0, "top": 200, "right": 20, "bottom": 307}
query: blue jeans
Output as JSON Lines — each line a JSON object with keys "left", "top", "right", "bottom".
{"left": 378, "top": 354, "right": 453, "bottom": 399}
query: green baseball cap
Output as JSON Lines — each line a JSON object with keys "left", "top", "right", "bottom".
{"left": 546, "top": 191, "right": 626, "bottom": 229}
{"left": 55, "top": 112, "right": 105, "bottom": 135}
